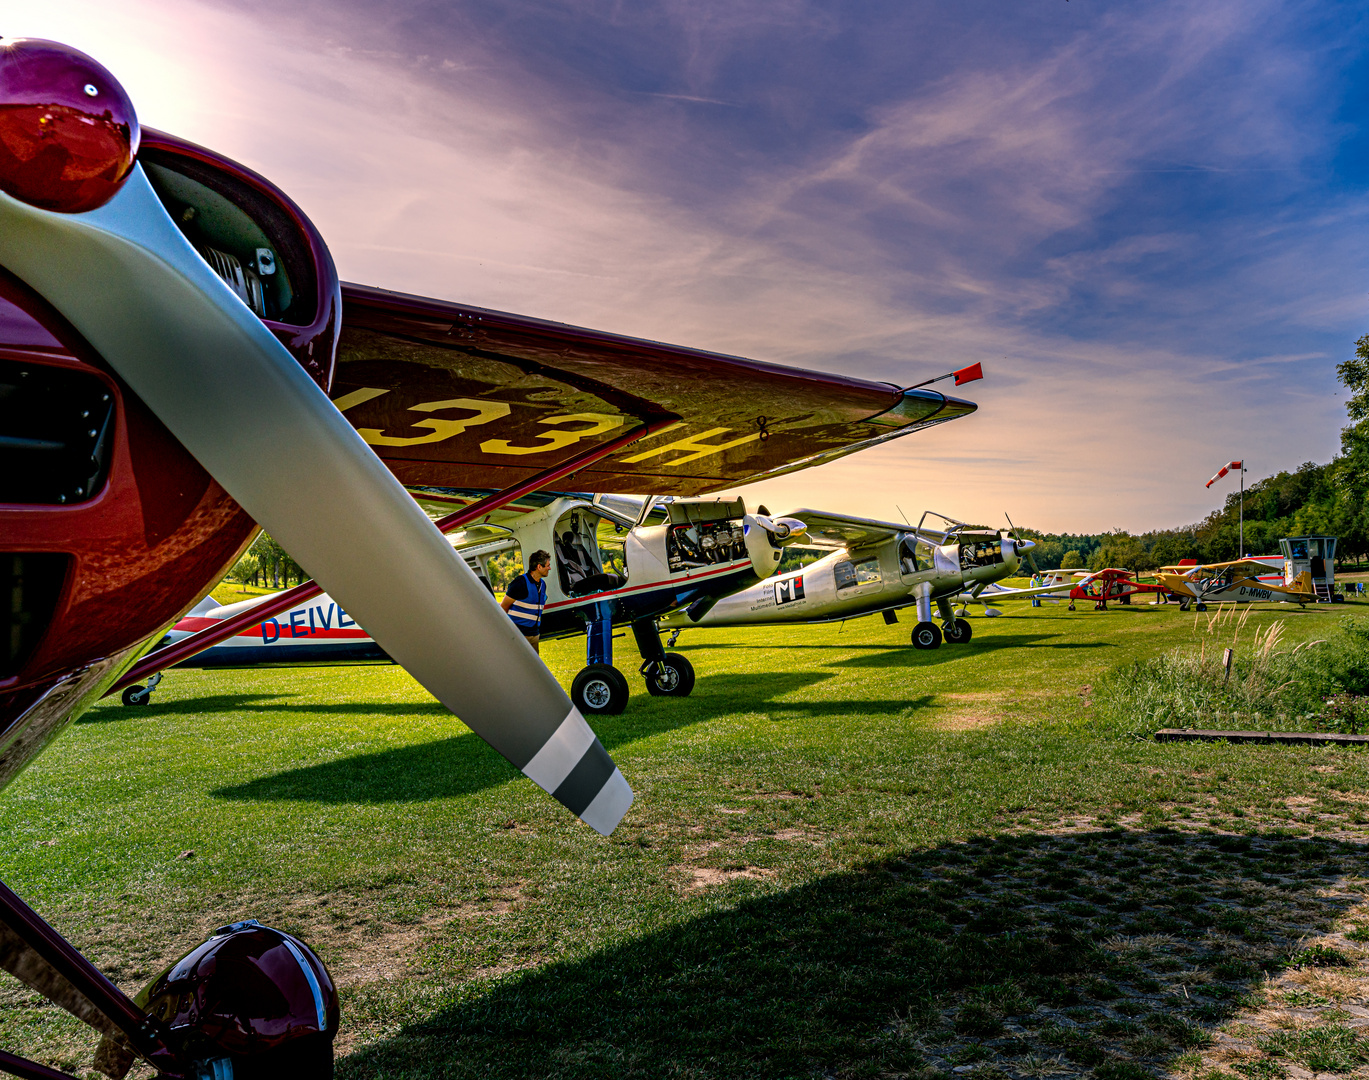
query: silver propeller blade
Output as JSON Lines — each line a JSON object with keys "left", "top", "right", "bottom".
{"left": 0, "top": 168, "right": 632, "bottom": 834}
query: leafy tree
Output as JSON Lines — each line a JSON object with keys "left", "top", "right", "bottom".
{"left": 1060, "top": 550, "right": 1084, "bottom": 569}
{"left": 1337, "top": 335, "right": 1369, "bottom": 503}
{"left": 1089, "top": 531, "right": 1154, "bottom": 572}
{"left": 226, "top": 551, "right": 259, "bottom": 592}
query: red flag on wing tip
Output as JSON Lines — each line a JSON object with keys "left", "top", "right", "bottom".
{"left": 953, "top": 362, "right": 984, "bottom": 385}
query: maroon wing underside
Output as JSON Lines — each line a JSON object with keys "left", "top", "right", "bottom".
{"left": 335, "top": 284, "right": 974, "bottom": 496}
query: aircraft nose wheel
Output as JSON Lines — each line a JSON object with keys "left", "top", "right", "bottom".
{"left": 645, "top": 653, "right": 695, "bottom": 696}
{"left": 911, "top": 621, "right": 942, "bottom": 649}
{"left": 571, "top": 664, "right": 629, "bottom": 715}
{"left": 121, "top": 685, "right": 150, "bottom": 706}
{"left": 942, "top": 618, "right": 973, "bottom": 644}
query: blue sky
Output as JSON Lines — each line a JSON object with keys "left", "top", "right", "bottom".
{"left": 12, "top": 0, "right": 1369, "bottom": 531}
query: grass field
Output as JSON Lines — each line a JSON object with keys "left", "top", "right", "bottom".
{"left": 2, "top": 596, "right": 1368, "bottom": 1079}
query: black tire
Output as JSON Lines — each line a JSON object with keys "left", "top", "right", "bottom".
{"left": 646, "top": 653, "right": 695, "bottom": 696}
{"left": 911, "top": 621, "right": 942, "bottom": 649}
{"left": 121, "top": 686, "right": 149, "bottom": 706}
{"left": 1196, "top": 602, "right": 1207, "bottom": 612}
{"left": 1067, "top": 602, "right": 1075, "bottom": 611}
{"left": 572, "top": 664, "right": 629, "bottom": 715}
{"left": 942, "top": 618, "right": 972, "bottom": 644}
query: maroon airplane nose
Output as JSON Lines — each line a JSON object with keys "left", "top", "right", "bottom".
{"left": 0, "top": 37, "right": 139, "bottom": 213}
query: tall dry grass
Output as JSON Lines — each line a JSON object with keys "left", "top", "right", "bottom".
{"left": 1091, "top": 611, "right": 1369, "bottom": 737}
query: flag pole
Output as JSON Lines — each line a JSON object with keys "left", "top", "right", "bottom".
{"left": 1239, "top": 462, "right": 1245, "bottom": 558}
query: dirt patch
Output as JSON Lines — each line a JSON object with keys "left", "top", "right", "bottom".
{"left": 675, "top": 865, "right": 776, "bottom": 890}
{"left": 933, "top": 711, "right": 1003, "bottom": 731}
{"left": 769, "top": 828, "right": 821, "bottom": 843}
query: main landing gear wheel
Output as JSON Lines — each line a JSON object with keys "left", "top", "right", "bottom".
{"left": 1195, "top": 602, "right": 1208, "bottom": 612}
{"left": 1067, "top": 602, "right": 1076, "bottom": 611}
{"left": 911, "top": 621, "right": 942, "bottom": 649}
{"left": 942, "top": 618, "right": 973, "bottom": 644}
{"left": 646, "top": 653, "right": 695, "bottom": 697}
{"left": 571, "top": 664, "right": 629, "bottom": 715}
{"left": 121, "top": 685, "right": 150, "bottom": 706}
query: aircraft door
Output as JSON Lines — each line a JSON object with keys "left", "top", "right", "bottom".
{"left": 553, "top": 508, "right": 627, "bottom": 597}
{"left": 898, "top": 536, "right": 934, "bottom": 583}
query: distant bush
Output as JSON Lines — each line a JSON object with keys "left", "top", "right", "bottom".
{"left": 1091, "top": 613, "right": 1369, "bottom": 737}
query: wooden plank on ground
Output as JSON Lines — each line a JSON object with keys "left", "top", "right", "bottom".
{"left": 1154, "top": 728, "right": 1369, "bottom": 747}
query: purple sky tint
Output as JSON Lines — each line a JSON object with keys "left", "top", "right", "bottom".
{"left": 14, "top": 0, "right": 1369, "bottom": 532}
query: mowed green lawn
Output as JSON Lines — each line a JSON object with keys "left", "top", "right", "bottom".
{"left": 2, "top": 596, "right": 1367, "bottom": 1079}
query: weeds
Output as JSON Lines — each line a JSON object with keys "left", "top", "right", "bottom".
{"left": 1287, "top": 944, "right": 1351, "bottom": 968}
{"left": 1092, "top": 614, "right": 1369, "bottom": 736}
{"left": 1258, "top": 1025, "right": 1369, "bottom": 1073}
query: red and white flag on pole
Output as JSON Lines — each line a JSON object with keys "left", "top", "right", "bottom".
{"left": 1205, "top": 460, "right": 1244, "bottom": 488}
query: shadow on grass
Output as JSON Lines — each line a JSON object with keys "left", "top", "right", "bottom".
{"left": 682, "top": 672, "right": 936, "bottom": 718}
{"left": 677, "top": 635, "right": 1114, "bottom": 667}
{"left": 209, "top": 691, "right": 728, "bottom": 804}
{"left": 80, "top": 696, "right": 452, "bottom": 724}
{"left": 825, "top": 636, "right": 1116, "bottom": 670}
{"left": 339, "top": 828, "right": 1366, "bottom": 1080}
{"left": 211, "top": 732, "right": 516, "bottom": 803}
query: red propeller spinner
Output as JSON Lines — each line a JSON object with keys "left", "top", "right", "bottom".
{"left": 0, "top": 37, "right": 139, "bottom": 213}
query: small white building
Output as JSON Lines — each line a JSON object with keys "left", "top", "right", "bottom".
{"left": 1279, "top": 535, "right": 1339, "bottom": 602}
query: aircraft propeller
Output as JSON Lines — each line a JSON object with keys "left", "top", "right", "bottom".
{"left": 749, "top": 512, "right": 808, "bottom": 543}
{"left": 1004, "top": 512, "right": 1042, "bottom": 576}
{"left": 0, "top": 39, "right": 632, "bottom": 836}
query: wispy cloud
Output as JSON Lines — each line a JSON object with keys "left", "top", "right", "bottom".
{"left": 7, "top": 0, "right": 1367, "bottom": 531}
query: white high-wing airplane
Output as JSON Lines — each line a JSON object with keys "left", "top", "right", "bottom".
{"left": 661, "top": 511, "right": 1035, "bottom": 649}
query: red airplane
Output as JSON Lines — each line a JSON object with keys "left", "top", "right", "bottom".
{"left": 1066, "top": 568, "right": 1170, "bottom": 611}
{"left": 0, "top": 38, "right": 978, "bottom": 1080}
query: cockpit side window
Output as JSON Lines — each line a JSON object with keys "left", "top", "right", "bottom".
{"left": 835, "top": 556, "right": 881, "bottom": 591}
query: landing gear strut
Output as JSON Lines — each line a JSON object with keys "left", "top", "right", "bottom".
{"left": 569, "top": 609, "right": 695, "bottom": 715}
{"left": 910, "top": 582, "right": 942, "bottom": 650}
{"left": 937, "top": 597, "right": 972, "bottom": 645}
{"left": 634, "top": 619, "right": 695, "bottom": 697}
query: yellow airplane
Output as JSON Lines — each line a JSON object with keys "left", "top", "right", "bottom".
{"left": 1154, "top": 559, "right": 1316, "bottom": 611}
